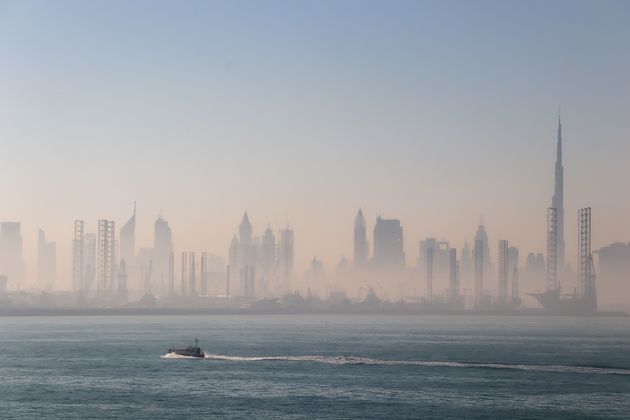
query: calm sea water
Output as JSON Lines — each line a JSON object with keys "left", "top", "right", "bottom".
{"left": 1, "top": 315, "right": 629, "bottom": 419}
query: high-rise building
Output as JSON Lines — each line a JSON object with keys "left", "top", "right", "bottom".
{"left": 97, "top": 220, "right": 116, "bottom": 295}
{"left": 72, "top": 220, "right": 85, "bottom": 293}
{"left": 118, "top": 259, "right": 128, "bottom": 302}
{"left": 449, "top": 248, "right": 459, "bottom": 303}
{"left": 120, "top": 203, "right": 136, "bottom": 269}
{"left": 578, "top": 207, "right": 594, "bottom": 298}
{"left": 353, "top": 209, "right": 368, "bottom": 266}
{"left": 498, "top": 240, "right": 509, "bottom": 302}
{"left": 261, "top": 225, "right": 276, "bottom": 295}
{"left": 595, "top": 241, "right": 630, "bottom": 308}
{"left": 551, "top": 115, "right": 565, "bottom": 274}
{"left": 0, "top": 222, "right": 26, "bottom": 290}
{"left": 546, "top": 207, "right": 558, "bottom": 291}
{"left": 37, "top": 229, "right": 56, "bottom": 291}
{"left": 373, "top": 217, "right": 405, "bottom": 269}
{"left": 279, "top": 226, "right": 294, "bottom": 293}
{"left": 154, "top": 215, "right": 173, "bottom": 290}
{"left": 473, "top": 220, "right": 490, "bottom": 305}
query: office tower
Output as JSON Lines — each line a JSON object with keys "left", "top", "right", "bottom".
{"left": 72, "top": 220, "right": 85, "bottom": 293}
{"left": 354, "top": 209, "right": 368, "bottom": 266}
{"left": 261, "top": 225, "right": 276, "bottom": 294}
{"left": 168, "top": 251, "right": 175, "bottom": 296}
{"left": 551, "top": 115, "right": 566, "bottom": 273}
{"left": 0, "top": 222, "right": 26, "bottom": 290}
{"left": 512, "top": 266, "right": 519, "bottom": 302}
{"left": 181, "top": 252, "right": 188, "bottom": 296}
{"left": 228, "top": 235, "right": 239, "bottom": 277}
{"left": 498, "top": 240, "right": 508, "bottom": 302}
{"left": 507, "top": 247, "right": 519, "bottom": 278}
{"left": 473, "top": 220, "right": 490, "bottom": 305}
{"left": 84, "top": 233, "right": 97, "bottom": 293}
{"left": 154, "top": 215, "right": 173, "bottom": 290}
{"left": 279, "top": 226, "right": 294, "bottom": 293}
{"left": 547, "top": 207, "right": 558, "bottom": 291}
{"left": 524, "top": 252, "right": 545, "bottom": 289}
{"left": 449, "top": 248, "right": 459, "bottom": 303}
{"left": 189, "top": 252, "right": 196, "bottom": 296}
{"left": 118, "top": 259, "right": 128, "bottom": 302}
{"left": 461, "top": 241, "right": 472, "bottom": 284}
{"left": 37, "top": 229, "right": 56, "bottom": 291}
{"left": 578, "top": 207, "right": 595, "bottom": 298}
{"left": 373, "top": 217, "right": 405, "bottom": 268}
{"left": 97, "top": 220, "right": 116, "bottom": 295}
{"left": 595, "top": 241, "right": 630, "bottom": 308}
{"left": 200, "top": 252, "right": 208, "bottom": 296}
{"left": 119, "top": 203, "right": 136, "bottom": 268}
{"left": 474, "top": 239, "right": 484, "bottom": 306}
{"left": 426, "top": 247, "right": 433, "bottom": 301}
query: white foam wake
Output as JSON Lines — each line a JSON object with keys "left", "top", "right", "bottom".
{"left": 197, "top": 354, "right": 630, "bottom": 376}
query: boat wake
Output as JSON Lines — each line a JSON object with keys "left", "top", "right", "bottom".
{"left": 196, "top": 354, "right": 630, "bottom": 376}
{"left": 161, "top": 353, "right": 203, "bottom": 359}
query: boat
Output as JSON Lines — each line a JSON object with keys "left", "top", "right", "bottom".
{"left": 166, "top": 338, "right": 205, "bottom": 358}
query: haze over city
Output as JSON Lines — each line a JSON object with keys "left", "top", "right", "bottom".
{"left": 2, "top": 1, "right": 629, "bottom": 300}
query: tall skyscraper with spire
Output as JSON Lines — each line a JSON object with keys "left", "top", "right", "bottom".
{"left": 551, "top": 114, "right": 565, "bottom": 272}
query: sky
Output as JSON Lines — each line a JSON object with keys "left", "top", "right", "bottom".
{"left": 0, "top": 0, "right": 629, "bottom": 289}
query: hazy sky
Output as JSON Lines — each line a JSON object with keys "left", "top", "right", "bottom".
{"left": 1, "top": 0, "right": 629, "bottom": 288}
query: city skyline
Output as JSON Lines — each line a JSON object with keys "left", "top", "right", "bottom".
{"left": 1, "top": 1, "right": 629, "bottom": 299}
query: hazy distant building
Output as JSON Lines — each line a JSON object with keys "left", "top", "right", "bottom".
{"left": 525, "top": 252, "right": 545, "bottom": 291}
{"left": 418, "top": 238, "right": 450, "bottom": 296}
{"left": 120, "top": 204, "right": 136, "bottom": 268}
{"left": 279, "top": 226, "right": 294, "bottom": 293}
{"left": 261, "top": 225, "right": 276, "bottom": 295}
{"left": 473, "top": 220, "right": 490, "bottom": 305}
{"left": 97, "top": 220, "right": 116, "bottom": 295}
{"left": 153, "top": 215, "right": 173, "bottom": 291}
{"left": 37, "top": 229, "right": 56, "bottom": 291}
{"left": 595, "top": 241, "right": 630, "bottom": 308}
{"left": 497, "top": 240, "right": 509, "bottom": 302}
{"left": 373, "top": 217, "right": 404, "bottom": 269}
{"left": 551, "top": 115, "right": 566, "bottom": 275}
{"left": 0, "top": 222, "right": 26, "bottom": 290}
{"left": 72, "top": 220, "right": 85, "bottom": 293}
{"left": 353, "top": 209, "right": 368, "bottom": 266}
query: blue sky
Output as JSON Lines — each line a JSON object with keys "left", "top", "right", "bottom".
{"left": 1, "top": 0, "right": 629, "bottom": 285}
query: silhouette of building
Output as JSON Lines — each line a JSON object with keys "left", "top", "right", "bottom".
{"left": 449, "top": 248, "right": 459, "bottom": 303}
{"left": 473, "top": 220, "right": 490, "bottom": 305}
{"left": 97, "top": 220, "right": 116, "bottom": 295}
{"left": 279, "top": 226, "right": 294, "bottom": 293}
{"left": 525, "top": 252, "right": 545, "bottom": 291}
{"left": 498, "top": 240, "right": 508, "bottom": 302}
{"left": 551, "top": 115, "right": 566, "bottom": 274}
{"left": 72, "top": 220, "right": 85, "bottom": 293}
{"left": 547, "top": 207, "right": 558, "bottom": 291}
{"left": 0, "top": 222, "right": 26, "bottom": 290}
{"left": 261, "top": 225, "right": 276, "bottom": 295}
{"left": 153, "top": 214, "right": 173, "bottom": 292}
{"left": 120, "top": 203, "right": 136, "bottom": 269}
{"left": 37, "top": 229, "right": 56, "bottom": 291}
{"left": 354, "top": 209, "right": 368, "bottom": 266}
{"left": 595, "top": 241, "right": 630, "bottom": 308}
{"left": 578, "top": 207, "right": 594, "bottom": 298}
{"left": 373, "top": 217, "right": 404, "bottom": 269}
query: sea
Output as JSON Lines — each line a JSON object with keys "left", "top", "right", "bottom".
{"left": 1, "top": 314, "right": 629, "bottom": 419}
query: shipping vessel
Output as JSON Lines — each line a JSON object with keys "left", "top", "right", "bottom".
{"left": 166, "top": 338, "right": 205, "bottom": 358}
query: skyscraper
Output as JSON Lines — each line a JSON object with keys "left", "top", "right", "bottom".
{"left": 72, "top": 220, "right": 85, "bottom": 293}
{"left": 97, "top": 219, "right": 116, "bottom": 295}
{"left": 353, "top": 209, "right": 368, "bottom": 266}
{"left": 373, "top": 217, "right": 405, "bottom": 269}
{"left": 498, "top": 240, "right": 508, "bottom": 302}
{"left": 37, "top": 229, "right": 56, "bottom": 291}
{"left": 154, "top": 214, "right": 173, "bottom": 290}
{"left": 473, "top": 220, "right": 490, "bottom": 305}
{"left": 279, "top": 226, "right": 294, "bottom": 293}
{"left": 551, "top": 115, "right": 565, "bottom": 273}
{"left": 0, "top": 222, "right": 26, "bottom": 290}
{"left": 120, "top": 203, "right": 136, "bottom": 268}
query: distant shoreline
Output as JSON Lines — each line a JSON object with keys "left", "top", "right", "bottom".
{"left": 0, "top": 307, "right": 627, "bottom": 318}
